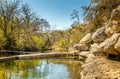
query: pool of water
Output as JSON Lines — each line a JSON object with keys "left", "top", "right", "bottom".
{"left": 0, "top": 59, "right": 82, "bottom": 79}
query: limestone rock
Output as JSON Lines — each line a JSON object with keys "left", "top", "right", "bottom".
{"left": 80, "top": 6, "right": 120, "bottom": 79}
{"left": 79, "top": 33, "right": 92, "bottom": 44}
{"left": 105, "top": 26, "right": 113, "bottom": 36}
{"left": 114, "top": 37, "right": 120, "bottom": 52}
{"left": 92, "top": 27, "right": 106, "bottom": 43}
{"left": 99, "top": 33, "right": 120, "bottom": 55}
{"left": 105, "top": 6, "right": 120, "bottom": 36}
{"left": 105, "top": 21, "right": 120, "bottom": 36}
{"left": 81, "top": 56, "right": 120, "bottom": 79}
{"left": 85, "top": 53, "right": 95, "bottom": 63}
{"left": 111, "top": 5, "right": 120, "bottom": 21}
{"left": 90, "top": 43, "right": 100, "bottom": 54}
{"left": 79, "top": 51, "right": 90, "bottom": 58}
{"left": 74, "top": 44, "right": 89, "bottom": 51}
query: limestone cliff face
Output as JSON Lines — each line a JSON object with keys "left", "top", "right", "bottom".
{"left": 74, "top": 5, "right": 120, "bottom": 79}
{"left": 75, "top": 5, "right": 120, "bottom": 56}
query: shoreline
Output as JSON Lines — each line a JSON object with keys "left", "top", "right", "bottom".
{"left": 0, "top": 52, "right": 86, "bottom": 62}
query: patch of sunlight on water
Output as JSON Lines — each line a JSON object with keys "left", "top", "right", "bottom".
{"left": 0, "top": 59, "right": 81, "bottom": 79}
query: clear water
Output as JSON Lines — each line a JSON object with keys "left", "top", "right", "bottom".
{"left": 0, "top": 59, "right": 81, "bottom": 79}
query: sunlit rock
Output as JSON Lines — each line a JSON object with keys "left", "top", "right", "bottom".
{"left": 105, "top": 6, "right": 120, "bottom": 36}
{"left": 90, "top": 43, "right": 100, "bottom": 54}
{"left": 99, "top": 33, "right": 120, "bottom": 55}
{"left": 79, "top": 33, "right": 92, "bottom": 44}
{"left": 79, "top": 51, "right": 90, "bottom": 58}
{"left": 74, "top": 44, "right": 89, "bottom": 52}
{"left": 92, "top": 27, "right": 106, "bottom": 43}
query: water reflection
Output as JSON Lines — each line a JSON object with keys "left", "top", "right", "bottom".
{"left": 0, "top": 59, "right": 81, "bottom": 79}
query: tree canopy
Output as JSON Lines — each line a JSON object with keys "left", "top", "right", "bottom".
{"left": 0, "top": 0, "right": 50, "bottom": 51}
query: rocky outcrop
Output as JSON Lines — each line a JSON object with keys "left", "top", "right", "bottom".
{"left": 99, "top": 33, "right": 120, "bottom": 55}
{"left": 90, "top": 5, "right": 120, "bottom": 55}
{"left": 74, "top": 5, "right": 120, "bottom": 79}
{"left": 105, "top": 6, "right": 120, "bottom": 37}
{"left": 105, "top": 20, "right": 120, "bottom": 36}
{"left": 81, "top": 56, "right": 120, "bottom": 79}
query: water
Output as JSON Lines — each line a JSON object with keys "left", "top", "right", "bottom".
{"left": 0, "top": 59, "right": 81, "bottom": 79}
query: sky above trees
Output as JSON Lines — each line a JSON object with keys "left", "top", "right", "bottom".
{"left": 23, "top": 0, "right": 90, "bottom": 30}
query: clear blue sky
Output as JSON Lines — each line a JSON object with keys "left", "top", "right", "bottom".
{"left": 23, "top": 0, "right": 90, "bottom": 30}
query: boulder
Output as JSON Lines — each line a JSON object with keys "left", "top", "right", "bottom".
{"left": 79, "top": 51, "right": 90, "bottom": 58}
{"left": 74, "top": 44, "right": 89, "bottom": 52}
{"left": 99, "top": 33, "right": 120, "bottom": 55}
{"left": 114, "top": 37, "right": 120, "bottom": 52}
{"left": 90, "top": 43, "right": 100, "bottom": 54}
{"left": 105, "top": 26, "right": 113, "bottom": 36}
{"left": 92, "top": 27, "right": 106, "bottom": 43}
{"left": 105, "top": 6, "right": 120, "bottom": 36}
{"left": 79, "top": 33, "right": 92, "bottom": 44}
{"left": 111, "top": 5, "right": 120, "bottom": 21}
{"left": 85, "top": 53, "right": 95, "bottom": 63}
{"left": 105, "top": 21, "right": 120, "bottom": 36}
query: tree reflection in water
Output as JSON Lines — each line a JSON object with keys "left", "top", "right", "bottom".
{"left": 0, "top": 59, "right": 81, "bottom": 79}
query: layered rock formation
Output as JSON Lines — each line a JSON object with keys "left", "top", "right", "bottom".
{"left": 74, "top": 5, "right": 120, "bottom": 79}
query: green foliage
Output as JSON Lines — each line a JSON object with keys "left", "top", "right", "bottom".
{"left": 0, "top": 0, "right": 50, "bottom": 51}
{"left": 57, "top": 38, "right": 69, "bottom": 50}
{"left": 31, "top": 35, "right": 45, "bottom": 51}
{"left": 69, "top": 25, "right": 81, "bottom": 44}
{"left": 0, "top": 30, "right": 6, "bottom": 49}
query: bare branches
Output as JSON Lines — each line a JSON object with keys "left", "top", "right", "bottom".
{"left": 0, "top": 0, "right": 51, "bottom": 50}
{"left": 71, "top": 10, "right": 80, "bottom": 25}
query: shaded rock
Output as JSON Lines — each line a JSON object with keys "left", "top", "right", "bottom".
{"left": 79, "top": 33, "right": 92, "bottom": 44}
{"left": 99, "top": 33, "right": 120, "bottom": 55}
{"left": 92, "top": 27, "right": 107, "bottom": 43}
{"left": 74, "top": 44, "right": 89, "bottom": 51}
{"left": 114, "top": 37, "right": 120, "bottom": 52}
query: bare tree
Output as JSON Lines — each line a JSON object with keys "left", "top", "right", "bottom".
{"left": 71, "top": 10, "right": 80, "bottom": 25}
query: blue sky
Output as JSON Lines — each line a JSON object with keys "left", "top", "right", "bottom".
{"left": 23, "top": 0, "right": 90, "bottom": 30}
